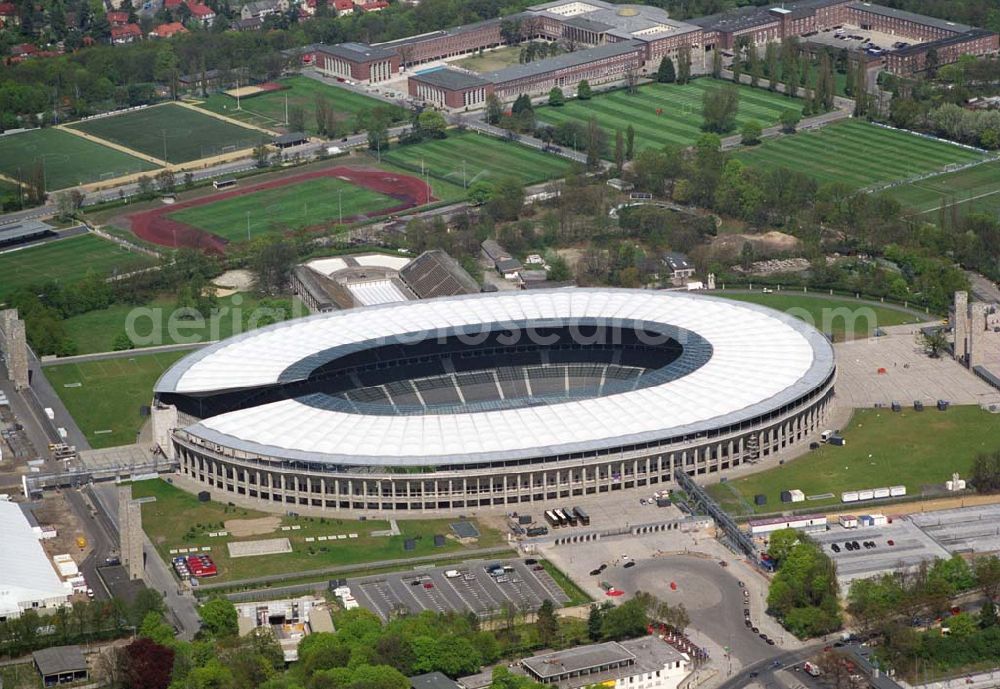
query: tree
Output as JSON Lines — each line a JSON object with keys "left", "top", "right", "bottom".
{"left": 677, "top": 47, "right": 691, "bottom": 85}
{"left": 749, "top": 46, "right": 761, "bottom": 88}
{"left": 711, "top": 49, "right": 722, "bottom": 78}
{"left": 740, "top": 240, "right": 756, "bottom": 271}
{"left": 467, "top": 180, "right": 493, "bottom": 206}
{"left": 600, "top": 598, "right": 648, "bottom": 640}
{"left": 585, "top": 116, "right": 604, "bottom": 170}
{"left": 975, "top": 555, "right": 1000, "bottom": 601}
{"left": 548, "top": 87, "right": 564, "bottom": 106}
{"left": 741, "top": 120, "right": 762, "bottom": 146}
{"left": 917, "top": 327, "right": 948, "bottom": 357}
{"left": 536, "top": 600, "right": 558, "bottom": 647}
{"left": 248, "top": 237, "right": 297, "bottom": 296}
{"left": 485, "top": 93, "right": 503, "bottom": 125}
{"left": 485, "top": 176, "right": 524, "bottom": 222}
{"left": 184, "top": 172, "right": 195, "bottom": 189}
{"left": 625, "top": 125, "right": 635, "bottom": 161}
{"left": 253, "top": 141, "right": 270, "bottom": 168}
{"left": 779, "top": 108, "right": 801, "bottom": 134}
{"left": 656, "top": 56, "right": 675, "bottom": 83}
{"left": 155, "top": 169, "right": 176, "bottom": 194}
{"left": 982, "top": 600, "right": 999, "bottom": 629}
{"left": 136, "top": 175, "right": 156, "bottom": 200}
{"left": 199, "top": 597, "right": 238, "bottom": 638}
{"left": 732, "top": 55, "right": 742, "bottom": 83}
{"left": 577, "top": 79, "right": 591, "bottom": 100}
{"left": 154, "top": 45, "right": 180, "bottom": 99}
{"left": 55, "top": 190, "right": 84, "bottom": 220}
{"left": 417, "top": 110, "right": 447, "bottom": 139}
{"left": 784, "top": 59, "right": 799, "bottom": 99}
{"left": 586, "top": 603, "right": 609, "bottom": 641}
{"left": 854, "top": 59, "right": 868, "bottom": 117}
{"left": 122, "top": 638, "right": 174, "bottom": 689}
{"left": 925, "top": 47, "right": 939, "bottom": 77}
{"left": 765, "top": 42, "right": 779, "bottom": 91}
{"left": 288, "top": 105, "right": 306, "bottom": 133}
{"left": 613, "top": 129, "right": 624, "bottom": 175}
{"left": 971, "top": 451, "right": 1000, "bottom": 494}
{"left": 702, "top": 85, "right": 740, "bottom": 134}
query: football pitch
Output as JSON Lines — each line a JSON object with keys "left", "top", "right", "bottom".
{"left": 0, "top": 234, "right": 156, "bottom": 297}
{"left": 69, "top": 104, "right": 266, "bottom": 164}
{"left": 195, "top": 76, "right": 406, "bottom": 134}
{"left": 880, "top": 161, "right": 1000, "bottom": 220}
{"left": 43, "top": 350, "right": 189, "bottom": 449}
{"left": 706, "top": 406, "right": 1000, "bottom": 515}
{"left": 535, "top": 78, "right": 800, "bottom": 153}
{"left": 167, "top": 176, "right": 397, "bottom": 241}
{"left": 0, "top": 128, "right": 157, "bottom": 190}
{"left": 736, "top": 120, "right": 985, "bottom": 189}
{"left": 382, "top": 131, "right": 570, "bottom": 186}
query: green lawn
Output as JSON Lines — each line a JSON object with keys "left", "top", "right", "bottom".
{"left": 452, "top": 45, "right": 526, "bottom": 72}
{"left": 131, "top": 478, "right": 503, "bottom": 582}
{"left": 195, "top": 76, "right": 406, "bottom": 135}
{"left": 69, "top": 104, "right": 266, "bottom": 163}
{"left": 736, "top": 119, "right": 985, "bottom": 189}
{"left": 0, "top": 128, "right": 157, "bottom": 190}
{"left": 881, "top": 161, "right": 1000, "bottom": 220}
{"left": 61, "top": 292, "right": 304, "bottom": 354}
{"left": 43, "top": 350, "right": 190, "bottom": 448}
{"left": 536, "top": 78, "right": 801, "bottom": 153}
{"left": 0, "top": 234, "right": 156, "bottom": 298}
{"left": 168, "top": 176, "right": 398, "bottom": 241}
{"left": 715, "top": 292, "right": 924, "bottom": 340}
{"left": 707, "top": 406, "right": 1000, "bottom": 515}
{"left": 0, "top": 664, "right": 42, "bottom": 689}
{"left": 382, "top": 131, "right": 570, "bottom": 187}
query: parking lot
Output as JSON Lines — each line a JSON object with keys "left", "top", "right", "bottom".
{"left": 804, "top": 23, "right": 918, "bottom": 56}
{"left": 911, "top": 503, "right": 1000, "bottom": 554}
{"left": 348, "top": 559, "right": 570, "bottom": 620}
{"left": 808, "top": 519, "right": 950, "bottom": 587}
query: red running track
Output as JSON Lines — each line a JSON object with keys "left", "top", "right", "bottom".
{"left": 126, "top": 166, "right": 435, "bottom": 253}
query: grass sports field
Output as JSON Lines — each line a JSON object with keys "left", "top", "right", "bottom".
{"left": 44, "top": 350, "right": 189, "bottom": 448}
{"left": 0, "top": 128, "right": 156, "bottom": 190}
{"left": 382, "top": 131, "right": 570, "bottom": 186}
{"left": 716, "top": 292, "right": 924, "bottom": 340}
{"left": 707, "top": 406, "right": 1000, "bottom": 515}
{"left": 535, "top": 78, "right": 800, "bottom": 153}
{"left": 736, "top": 120, "right": 984, "bottom": 189}
{"left": 131, "top": 478, "right": 502, "bottom": 581}
{"left": 69, "top": 104, "right": 265, "bottom": 164}
{"left": 195, "top": 76, "right": 406, "bottom": 135}
{"left": 0, "top": 234, "right": 155, "bottom": 298}
{"left": 62, "top": 292, "right": 304, "bottom": 354}
{"left": 167, "top": 176, "right": 397, "bottom": 241}
{"left": 881, "top": 161, "right": 1000, "bottom": 220}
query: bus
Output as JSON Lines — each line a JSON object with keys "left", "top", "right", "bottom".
{"left": 544, "top": 510, "right": 562, "bottom": 528}
{"left": 573, "top": 506, "right": 590, "bottom": 526}
{"left": 553, "top": 508, "right": 570, "bottom": 527}
{"left": 562, "top": 508, "right": 578, "bottom": 526}
{"left": 213, "top": 178, "right": 237, "bottom": 190}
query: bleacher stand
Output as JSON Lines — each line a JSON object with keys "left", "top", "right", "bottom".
{"left": 400, "top": 250, "right": 480, "bottom": 299}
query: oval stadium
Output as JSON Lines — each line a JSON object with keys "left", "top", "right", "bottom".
{"left": 152, "top": 289, "right": 836, "bottom": 512}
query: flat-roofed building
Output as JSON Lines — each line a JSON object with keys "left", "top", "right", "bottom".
{"left": 316, "top": 42, "right": 400, "bottom": 83}
{"left": 408, "top": 69, "right": 492, "bottom": 109}
{"left": 521, "top": 636, "right": 690, "bottom": 688}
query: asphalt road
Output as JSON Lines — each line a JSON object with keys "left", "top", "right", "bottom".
{"left": 612, "top": 556, "right": 779, "bottom": 667}
{"left": 91, "top": 482, "right": 201, "bottom": 640}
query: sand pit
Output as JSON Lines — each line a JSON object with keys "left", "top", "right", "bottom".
{"left": 224, "top": 516, "right": 281, "bottom": 537}
{"left": 212, "top": 269, "right": 254, "bottom": 297}
{"left": 228, "top": 537, "right": 292, "bottom": 558}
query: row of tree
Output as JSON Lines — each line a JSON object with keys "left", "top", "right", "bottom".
{"left": 765, "top": 529, "right": 842, "bottom": 638}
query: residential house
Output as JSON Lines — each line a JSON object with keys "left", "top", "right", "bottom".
{"left": 240, "top": 0, "right": 288, "bottom": 20}
{"left": 149, "top": 21, "right": 188, "bottom": 37}
{"left": 358, "top": 0, "right": 388, "bottom": 11}
{"left": 187, "top": 2, "right": 215, "bottom": 25}
{"left": 0, "top": 3, "right": 19, "bottom": 26}
{"left": 231, "top": 16, "right": 263, "bottom": 29}
{"left": 110, "top": 23, "right": 142, "bottom": 44}
{"left": 106, "top": 10, "right": 129, "bottom": 25}
{"left": 662, "top": 251, "right": 696, "bottom": 283}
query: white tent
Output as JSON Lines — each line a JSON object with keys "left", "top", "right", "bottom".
{"left": 0, "top": 501, "right": 71, "bottom": 618}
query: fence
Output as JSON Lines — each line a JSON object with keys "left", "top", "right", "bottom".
{"left": 709, "top": 283, "right": 937, "bottom": 316}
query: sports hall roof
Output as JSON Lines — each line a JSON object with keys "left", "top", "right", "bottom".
{"left": 157, "top": 289, "right": 834, "bottom": 467}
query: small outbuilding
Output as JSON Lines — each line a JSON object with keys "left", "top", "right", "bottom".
{"left": 33, "top": 645, "right": 88, "bottom": 687}
{"left": 273, "top": 132, "right": 309, "bottom": 148}
{"left": 409, "top": 671, "right": 462, "bottom": 689}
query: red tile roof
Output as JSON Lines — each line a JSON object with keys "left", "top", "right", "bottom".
{"left": 0, "top": 2, "right": 17, "bottom": 15}
{"left": 151, "top": 20, "right": 187, "bottom": 36}
{"left": 333, "top": 0, "right": 353, "bottom": 10}
{"left": 11, "top": 42, "right": 37, "bottom": 54}
{"left": 106, "top": 10, "right": 129, "bottom": 23}
{"left": 163, "top": 0, "right": 183, "bottom": 8}
{"left": 359, "top": 1, "right": 387, "bottom": 10}
{"left": 187, "top": 3, "right": 214, "bottom": 16}
{"left": 110, "top": 23, "right": 141, "bottom": 39}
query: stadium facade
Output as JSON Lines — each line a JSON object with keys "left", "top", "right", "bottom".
{"left": 153, "top": 290, "right": 836, "bottom": 512}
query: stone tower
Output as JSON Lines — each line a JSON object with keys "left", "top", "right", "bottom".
{"left": 953, "top": 291, "right": 969, "bottom": 365}
{"left": 0, "top": 309, "right": 29, "bottom": 390}
{"left": 118, "top": 485, "right": 143, "bottom": 580}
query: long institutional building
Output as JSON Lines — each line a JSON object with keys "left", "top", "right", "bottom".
{"left": 307, "top": 0, "right": 997, "bottom": 107}
{"left": 153, "top": 290, "right": 836, "bottom": 512}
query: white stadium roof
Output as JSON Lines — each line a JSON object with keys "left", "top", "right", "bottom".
{"left": 157, "top": 289, "right": 834, "bottom": 466}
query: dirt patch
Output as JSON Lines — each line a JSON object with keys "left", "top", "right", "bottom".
{"left": 125, "top": 166, "right": 435, "bottom": 253}
{"left": 212, "top": 269, "right": 254, "bottom": 297}
{"left": 556, "top": 248, "right": 584, "bottom": 269}
{"left": 711, "top": 230, "right": 801, "bottom": 254}
{"left": 224, "top": 516, "right": 281, "bottom": 537}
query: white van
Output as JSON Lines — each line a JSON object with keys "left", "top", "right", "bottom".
{"left": 444, "top": 570, "right": 460, "bottom": 579}
{"left": 820, "top": 430, "right": 834, "bottom": 442}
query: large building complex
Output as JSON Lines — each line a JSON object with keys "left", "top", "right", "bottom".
{"left": 308, "top": 0, "right": 996, "bottom": 106}
{"left": 152, "top": 290, "right": 835, "bottom": 513}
